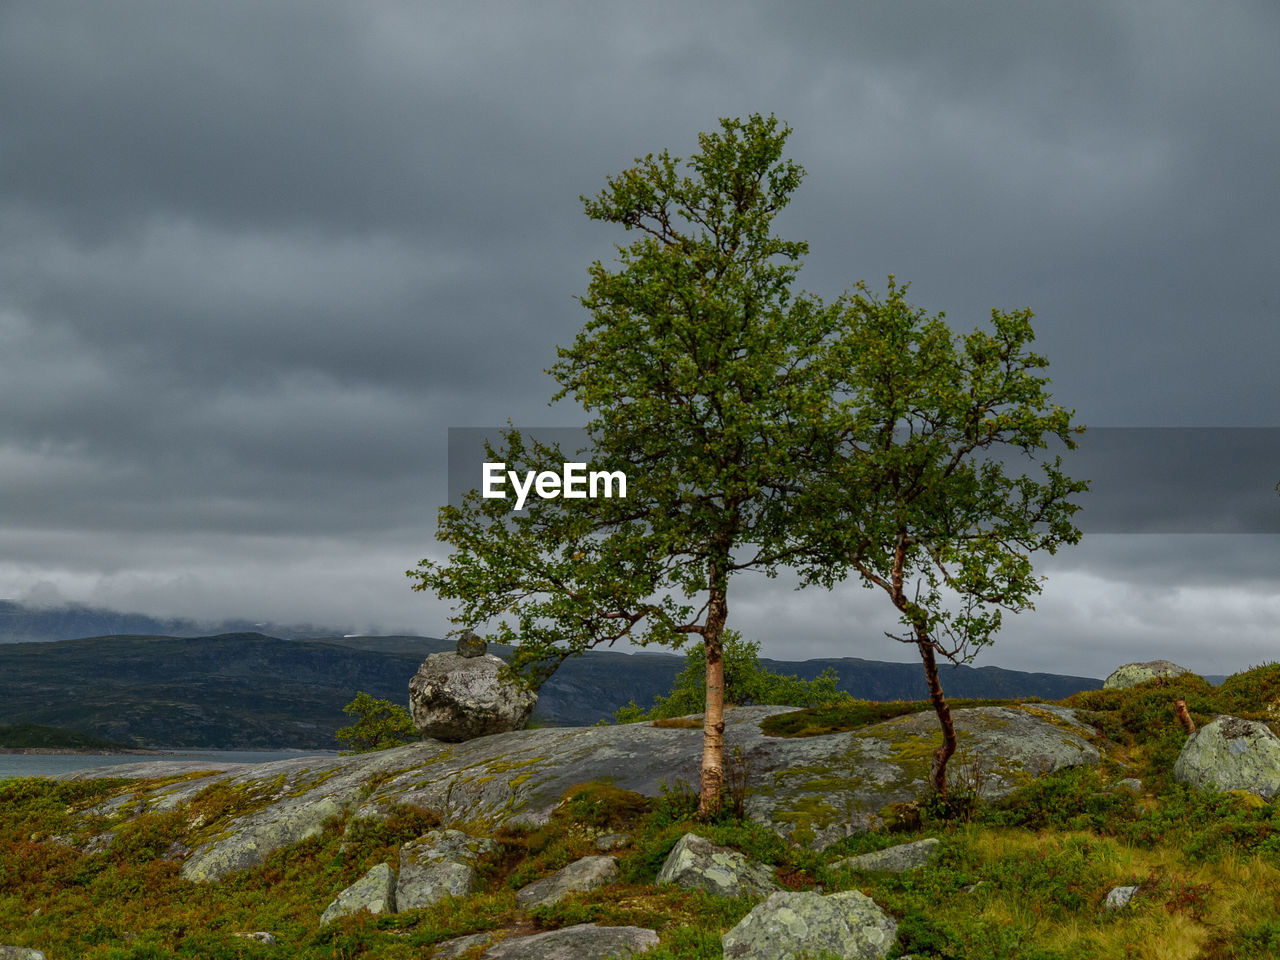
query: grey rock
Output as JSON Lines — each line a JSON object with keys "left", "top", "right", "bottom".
{"left": 1104, "top": 885, "right": 1139, "bottom": 910}
{"left": 456, "top": 630, "right": 489, "bottom": 658}
{"left": 722, "top": 889, "right": 898, "bottom": 960}
{"left": 182, "top": 794, "right": 351, "bottom": 882}
{"left": 409, "top": 651, "right": 537, "bottom": 742}
{"left": 1116, "top": 778, "right": 1143, "bottom": 793}
{"left": 831, "top": 838, "right": 941, "bottom": 873}
{"left": 397, "top": 829, "right": 498, "bottom": 910}
{"left": 320, "top": 862, "right": 397, "bottom": 926}
{"left": 516, "top": 855, "right": 619, "bottom": 908}
{"left": 1174, "top": 715, "right": 1280, "bottom": 798}
{"left": 655, "top": 833, "right": 779, "bottom": 899}
{"left": 594, "top": 831, "right": 631, "bottom": 851}
{"left": 1103, "top": 660, "right": 1193, "bottom": 690}
{"left": 232, "top": 931, "right": 279, "bottom": 945}
{"left": 483, "top": 923, "right": 659, "bottom": 959}
{"left": 434, "top": 931, "right": 498, "bottom": 957}
{"left": 0, "top": 948, "right": 47, "bottom": 960}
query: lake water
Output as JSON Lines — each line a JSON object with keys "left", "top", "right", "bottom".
{"left": 0, "top": 748, "right": 339, "bottom": 780}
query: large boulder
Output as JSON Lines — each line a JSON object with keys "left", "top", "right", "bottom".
{"left": 722, "top": 890, "right": 897, "bottom": 960}
{"left": 397, "top": 829, "right": 498, "bottom": 910}
{"left": 516, "top": 855, "right": 619, "bottom": 909}
{"left": 409, "top": 651, "right": 537, "bottom": 742}
{"left": 655, "top": 833, "right": 779, "bottom": 899}
{"left": 320, "top": 862, "right": 396, "bottom": 926}
{"left": 1103, "top": 660, "right": 1193, "bottom": 690}
{"left": 1173, "top": 715, "right": 1280, "bottom": 798}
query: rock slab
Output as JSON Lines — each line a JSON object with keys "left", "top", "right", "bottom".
{"left": 831, "top": 838, "right": 941, "bottom": 873}
{"left": 409, "top": 651, "right": 537, "bottom": 742}
{"left": 320, "top": 862, "right": 397, "bottom": 926}
{"left": 722, "top": 890, "right": 898, "bottom": 960}
{"left": 0, "top": 949, "right": 46, "bottom": 960}
{"left": 1174, "top": 715, "right": 1280, "bottom": 799}
{"left": 655, "top": 833, "right": 779, "bottom": 899}
{"left": 397, "top": 829, "right": 498, "bottom": 910}
{"left": 1103, "top": 660, "right": 1192, "bottom": 690}
{"left": 483, "top": 923, "right": 658, "bottom": 959}
{"left": 516, "top": 855, "right": 619, "bottom": 909}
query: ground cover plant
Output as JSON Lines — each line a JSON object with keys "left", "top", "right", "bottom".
{"left": 3, "top": 665, "right": 1280, "bottom": 958}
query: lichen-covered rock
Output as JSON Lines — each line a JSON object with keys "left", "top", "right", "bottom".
{"left": 409, "top": 651, "right": 537, "bottom": 742}
{"left": 1103, "top": 660, "right": 1193, "bottom": 689}
{"left": 181, "top": 794, "right": 352, "bottom": 882}
{"left": 831, "top": 838, "right": 940, "bottom": 873}
{"left": 483, "top": 923, "right": 658, "bottom": 959}
{"left": 655, "top": 833, "right": 779, "bottom": 899}
{"left": 0, "top": 948, "right": 47, "bottom": 960}
{"left": 67, "top": 702, "right": 1105, "bottom": 880}
{"left": 1174, "top": 715, "right": 1280, "bottom": 798}
{"left": 516, "top": 855, "right": 619, "bottom": 909}
{"left": 722, "top": 890, "right": 897, "bottom": 960}
{"left": 397, "top": 829, "right": 498, "bottom": 909}
{"left": 319, "top": 862, "right": 396, "bottom": 926}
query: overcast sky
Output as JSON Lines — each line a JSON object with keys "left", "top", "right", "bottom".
{"left": 2, "top": 1, "right": 1277, "bottom": 681}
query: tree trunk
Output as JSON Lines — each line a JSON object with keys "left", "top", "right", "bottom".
{"left": 917, "top": 633, "right": 957, "bottom": 796}
{"left": 699, "top": 564, "right": 729, "bottom": 817}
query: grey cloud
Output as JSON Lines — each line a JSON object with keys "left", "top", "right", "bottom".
{"left": 0, "top": 1, "right": 1277, "bottom": 680}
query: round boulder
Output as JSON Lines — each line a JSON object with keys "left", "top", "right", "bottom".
{"left": 408, "top": 651, "right": 537, "bottom": 742}
{"left": 1173, "top": 715, "right": 1280, "bottom": 799}
{"left": 1103, "top": 660, "right": 1194, "bottom": 690}
{"left": 722, "top": 890, "right": 897, "bottom": 960}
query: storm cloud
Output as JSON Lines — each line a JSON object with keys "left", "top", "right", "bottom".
{"left": 1, "top": 1, "right": 1276, "bottom": 678}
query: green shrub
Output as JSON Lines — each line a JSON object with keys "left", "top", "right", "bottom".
{"left": 334, "top": 691, "right": 420, "bottom": 753}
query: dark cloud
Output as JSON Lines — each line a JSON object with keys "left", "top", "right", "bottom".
{"left": 0, "top": 1, "right": 1277, "bottom": 678}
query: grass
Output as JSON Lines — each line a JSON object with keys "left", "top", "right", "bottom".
{"left": 4, "top": 664, "right": 1280, "bottom": 958}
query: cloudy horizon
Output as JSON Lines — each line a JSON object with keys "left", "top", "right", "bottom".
{"left": 2, "top": 2, "right": 1277, "bottom": 682}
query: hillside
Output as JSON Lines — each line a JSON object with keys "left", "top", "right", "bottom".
{"left": 0, "top": 631, "right": 1102, "bottom": 749}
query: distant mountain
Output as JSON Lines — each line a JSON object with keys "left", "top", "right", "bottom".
{"left": 0, "top": 599, "right": 349, "bottom": 644}
{"left": 0, "top": 630, "right": 1103, "bottom": 750}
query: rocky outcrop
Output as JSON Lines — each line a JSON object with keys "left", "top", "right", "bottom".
{"left": 319, "top": 862, "right": 396, "bottom": 926}
{"left": 408, "top": 651, "right": 537, "bottom": 741}
{"left": 1173, "top": 715, "right": 1280, "bottom": 798}
{"left": 722, "top": 890, "right": 897, "bottom": 960}
{"left": 516, "top": 856, "right": 619, "bottom": 908}
{"left": 0, "top": 948, "right": 46, "bottom": 960}
{"left": 1103, "top": 660, "right": 1193, "bottom": 690}
{"left": 64, "top": 703, "right": 1100, "bottom": 881}
{"left": 397, "top": 829, "right": 498, "bottom": 909}
{"left": 482, "top": 923, "right": 659, "bottom": 959}
{"left": 831, "top": 838, "right": 940, "bottom": 873}
{"left": 655, "top": 833, "right": 779, "bottom": 898}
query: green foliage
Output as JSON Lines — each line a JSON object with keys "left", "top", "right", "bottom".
{"left": 616, "top": 630, "right": 843, "bottom": 722}
{"left": 981, "top": 766, "right": 1136, "bottom": 832}
{"left": 333, "top": 691, "right": 419, "bottom": 754}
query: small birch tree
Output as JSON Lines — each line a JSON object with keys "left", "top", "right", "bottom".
{"left": 794, "top": 278, "right": 1088, "bottom": 798}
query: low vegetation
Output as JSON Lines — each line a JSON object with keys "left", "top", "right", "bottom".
{"left": 3, "top": 664, "right": 1280, "bottom": 958}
